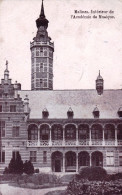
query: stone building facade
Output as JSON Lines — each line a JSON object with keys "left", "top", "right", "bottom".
{"left": 0, "top": 0, "right": 122, "bottom": 173}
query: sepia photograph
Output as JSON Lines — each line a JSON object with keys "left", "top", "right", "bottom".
{"left": 0, "top": 0, "right": 122, "bottom": 194}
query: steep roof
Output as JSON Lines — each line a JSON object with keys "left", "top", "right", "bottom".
{"left": 19, "top": 89, "right": 122, "bottom": 119}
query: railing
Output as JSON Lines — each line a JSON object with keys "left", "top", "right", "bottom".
{"left": 105, "top": 140, "right": 115, "bottom": 146}
{"left": 30, "top": 41, "right": 54, "bottom": 48}
{"left": 52, "top": 140, "right": 63, "bottom": 146}
{"left": 65, "top": 140, "right": 76, "bottom": 146}
{"left": 78, "top": 140, "right": 89, "bottom": 146}
{"left": 27, "top": 139, "right": 122, "bottom": 147}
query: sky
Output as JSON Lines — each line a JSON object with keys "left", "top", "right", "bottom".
{"left": 0, "top": 0, "right": 122, "bottom": 90}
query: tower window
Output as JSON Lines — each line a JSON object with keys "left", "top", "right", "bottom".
{"left": 67, "top": 107, "right": 74, "bottom": 119}
{"left": 36, "top": 51, "right": 39, "bottom": 56}
{"left": 40, "top": 79, "right": 43, "bottom": 88}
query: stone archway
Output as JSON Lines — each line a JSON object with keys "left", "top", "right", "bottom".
{"left": 52, "top": 151, "right": 63, "bottom": 172}
{"left": 91, "top": 151, "right": 103, "bottom": 167}
{"left": 78, "top": 151, "right": 90, "bottom": 168}
{"left": 65, "top": 151, "right": 76, "bottom": 172}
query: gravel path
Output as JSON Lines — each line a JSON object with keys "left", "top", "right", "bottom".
{"left": 0, "top": 184, "right": 66, "bottom": 195}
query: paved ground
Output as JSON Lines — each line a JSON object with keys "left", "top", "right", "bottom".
{"left": 0, "top": 184, "right": 66, "bottom": 195}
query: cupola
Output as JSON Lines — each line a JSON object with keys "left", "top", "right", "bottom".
{"left": 96, "top": 70, "right": 104, "bottom": 95}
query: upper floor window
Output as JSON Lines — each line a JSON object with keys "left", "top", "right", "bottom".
{"left": 0, "top": 105, "right": 2, "bottom": 112}
{"left": 12, "top": 126, "right": 19, "bottom": 137}
{"left": 30, "top": 151, "right": 37, "bottom": 162}
{"left": 12, "top": 151, "right": 19, "bottom": 160}
{"left": 10, "top": 105, "right": 16, "bottom": 112}
{"left": 0, "top": 121, "right": 5, "bottom": 137}
{"left": 0, "top": 150, "right": 5, "bottom": 163}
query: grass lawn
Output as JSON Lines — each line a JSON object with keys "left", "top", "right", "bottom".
{"left": 45, "top": 190, "right": 65, "bottom": 195}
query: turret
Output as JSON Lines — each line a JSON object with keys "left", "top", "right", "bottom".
{"left": 14, "top": 81, "right": 21, "bottom": 99}
{"left": 96, "top": 70, "right": 104, "bottom": 95}
{"left": 24, "top": 95, "right": 30, "bottom": 119}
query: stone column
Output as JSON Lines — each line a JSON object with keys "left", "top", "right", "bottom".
{"left": 76, "top": 152, "right": 79, "bottom": 172}
{"left": 89, "top": 127, "right": 92, "bottom": 145}
{"left": 115, "top": 127, "right": 118, "bottom": 146}
{"left": 49, "top": 128, "right": 52, "bottom": 146}
{"left": 103, "top": 127, "right": 105, "bottom": 146}
{"left": 38, "top": 128, "right": 40, "bottom": 146}
{"left": 63, "top": 153, "right": 65, "bottom": 172}
{"left": 76, "top": 127, "right": 78, "bottom": 146}
{"left": 63, "top": 127, "right": 65, "bottom": 146}
{"left": 90, "top": 153, "right": 92, "bottom": 167}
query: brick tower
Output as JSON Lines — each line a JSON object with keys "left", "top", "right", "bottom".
{"left": 30, "top": 0, "right": 54, "bottom": 90}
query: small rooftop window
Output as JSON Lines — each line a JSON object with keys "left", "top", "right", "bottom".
{"left": 42, "top": 108, "right": 49, "bottom": 119}
{"left": 93, "top": 106, "right": 100, "bottom": 118}
{"left": 67, "top": 107, "right": 74, "bottom": 119}
{"left": 118, "top": 107, "right": 122, "bottom": 118}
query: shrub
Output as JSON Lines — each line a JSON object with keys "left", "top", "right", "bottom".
{"left": 79, "top": 166, "right": 107, "bottom": 181}
{"left": 66, "top": 179, "right": 122, "bottom": 195}
{"left": 34, "top": 168, "right": 39, "bottom": 173}
{"left": 23, "top": 160, "right": 34, "bottom": 175}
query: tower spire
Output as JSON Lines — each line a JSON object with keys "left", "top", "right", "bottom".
{"left": 40, "top": 0, "right": 45, "bottom": 18}
{"left": 36, "top": 0, "right": 49, "bottom": 29}
{"left": 4, "top": 60, "right": 9, "bottom": 81}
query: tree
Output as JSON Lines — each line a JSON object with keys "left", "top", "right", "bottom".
{"left": 23, "top": 160, "right": 34, "bottom": 174}
{"left": 8, "top": 153, "right": 23, "bottom": 174}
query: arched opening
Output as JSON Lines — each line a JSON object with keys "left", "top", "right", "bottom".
{"left": 78, "top": 151, "right": 90, "bottom": 168}
{"left": 65, "top": 151, "right": 76, "bottom": 172}
{"left": 78, "top": 124, "right": 89, "bottom": 140}
{"left": 51, "top": 124, "right": 63, "bottom": 140}
{"left": 117, "top": 124, "right": 122, "bottom": 140}
{"left": 91, "top": 151, "right": 103, "bottom": 167}
{"left": 40, "top": 124, "right": 50, "bottom": 141}
{"left": 91, "top": 124, "right": 103, "bottom": 140}
{"left": 104, "top": 124, "right": 115, "bottom": 140}
{"left": 65, "top": 124, "right": 76, "bottom": 140}
{"left": 28, "top": 124, "right": 38, "bottom": 140}
{"left": 52, "top": 151, "right": 63, "bottom": 172}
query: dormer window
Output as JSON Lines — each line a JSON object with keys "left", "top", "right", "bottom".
{"left": 118, "top": 107, "right": 122, "bottom": 118}
{"left": 42, "top": 108, "right": 49, "bottom": 119}
{"left": 67, "top": 107, "right": 74, "bottom": 119}
{"left": 93, "top": 106, "right": 100, "bottom": 118}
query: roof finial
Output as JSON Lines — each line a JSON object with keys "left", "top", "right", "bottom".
{"left": 40, "top": 0, "right": 45, "bottom": 18}
{"left": 99, "top": 70, "right": 100, "bottom": 76}
{"left": 6, "top": 60, "right": 8, "bottom": 70}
